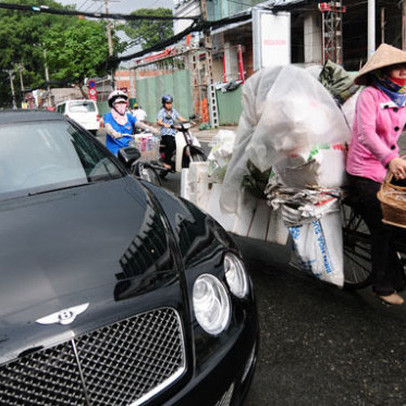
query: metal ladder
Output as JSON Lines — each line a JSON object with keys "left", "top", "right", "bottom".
{"left": 208, "top": 83, "right": 219, "bottom": 128}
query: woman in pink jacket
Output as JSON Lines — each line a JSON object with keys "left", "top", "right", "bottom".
{"left": 346, "top": 44, "right": 406, "bottom": 305}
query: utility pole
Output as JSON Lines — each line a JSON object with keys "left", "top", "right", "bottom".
{"left": 105, "top": 0, "right": 115, "bottom": 88}
{"left": 43, "top": 48, "right": 53, "bottom": 107}
{"left": 380, "top": 7, "right": 385, "bottom": 44}
{"left": 368, "top": 0, "right": 376, "bottom": 58}
{"left": 200, "top": 0, "right": 218, "bottom": 128}
{"left": 16, "top": 63, "right": 25, "bottom": 108}
{"left": 6, "top": 69, "right": 17, "bottom": 109}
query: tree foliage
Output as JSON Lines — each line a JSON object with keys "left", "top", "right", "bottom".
{"left": 0, "top": 0, "right": 125, "bottom": 107}
{"left": 122, "top": 8, "right": 174, "bottom": 50}
{"left": 42, "top": 19, "right": 110, "bottom": 91}
{"left": 0, "top": 0, "right": 74, "bottom": 106}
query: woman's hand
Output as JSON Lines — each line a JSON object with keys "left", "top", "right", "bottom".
{"left": 389, "top": 157, "right": 406, "bottom": 180}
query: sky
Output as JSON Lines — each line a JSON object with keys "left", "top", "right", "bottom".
{"left": 58, "top": 0, "right": 173, "bottom": 15}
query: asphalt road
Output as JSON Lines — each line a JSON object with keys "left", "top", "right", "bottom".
{"left": 238, "top": 236, "right": 406, "bottom": 406}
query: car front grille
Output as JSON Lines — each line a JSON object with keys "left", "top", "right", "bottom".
{"left": 0, "top": 307, "right": 186, "bottom": 406}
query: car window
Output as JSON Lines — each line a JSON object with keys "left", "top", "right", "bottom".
{"left": 69, "top": 101, "right": 96, "bottom": 113}
{"left": 0, "top": 119, "right": 123, "bottom": 199}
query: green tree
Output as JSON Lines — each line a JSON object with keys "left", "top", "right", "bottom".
{"left": 0, "top": 0, "right": 126, "bottom": 107}
{"left": 42, "top": 19, "right": 113, "bottom": 96}
{"left": 122, "top": 8, "right": 174, "bottom": 50}
{"left": 0, "top": 0, "right": 75, "bottom": 107}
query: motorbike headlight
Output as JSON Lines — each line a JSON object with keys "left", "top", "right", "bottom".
{"left": 193, "top": 274, "right": 231, "bottom": 335}
{"left": 224, "top": 253, "right": 249, "bottom": 299}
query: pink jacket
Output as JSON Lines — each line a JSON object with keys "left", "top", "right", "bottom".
{"left": 346, "top": 86, "right": 406, "bottom": 183}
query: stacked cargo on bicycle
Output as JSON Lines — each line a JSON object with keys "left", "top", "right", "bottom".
{"left": 131, "top": 133, "right": 160, "bottom": 162}
{"left": 190, "top": 63, "right": 360, "bottom": 288}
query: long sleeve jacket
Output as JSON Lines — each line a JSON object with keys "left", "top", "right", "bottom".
{"left": 346, "top": 86, "right": 406, "bottom": 183}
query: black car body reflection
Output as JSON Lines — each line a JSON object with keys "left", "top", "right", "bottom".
{"left": 0, "top": 110, "right": 258, "bottom": 406}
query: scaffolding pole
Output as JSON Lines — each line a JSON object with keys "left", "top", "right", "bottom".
{"left": 319, "top": 1, "right": 346, "bottom": 65}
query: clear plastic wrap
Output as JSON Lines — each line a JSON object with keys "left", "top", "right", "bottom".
{"left": 220, "top": 65, "right": 351, "bottom": 213}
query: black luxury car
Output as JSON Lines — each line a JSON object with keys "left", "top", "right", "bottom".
{"left": 0, "top": 110, "right": 258, "bottom": 405}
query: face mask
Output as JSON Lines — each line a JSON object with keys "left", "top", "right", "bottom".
{"left": 390, "top": 76, "right": 406, "bottom": 87}
{"left": 113, "top": 103, "right": 127, "bottom": 115}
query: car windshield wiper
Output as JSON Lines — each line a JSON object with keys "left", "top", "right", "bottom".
{"left": 27, "top": 181, "right": 93, "bottom": 196}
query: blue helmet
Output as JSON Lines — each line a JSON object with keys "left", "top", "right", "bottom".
{"left": 162, "top": 94, "right": 173, "bottom": 105}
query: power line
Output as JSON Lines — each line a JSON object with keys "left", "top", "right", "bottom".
{"left": 110, "top": 11, "right": 252, "bottom": 65}
{"left": 0, "top": 2, "right": 198, "bottom": 21}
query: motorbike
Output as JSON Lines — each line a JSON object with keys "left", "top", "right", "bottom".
{"left": 159, "top": 120, "right": 207, "bottom": 179}
{"left": 117, "top": 131, "right": 164, "bottom": 186}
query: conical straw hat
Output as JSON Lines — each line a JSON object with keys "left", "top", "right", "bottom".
{"left": 354, "top": 43, "right": 406, "bottom": 85}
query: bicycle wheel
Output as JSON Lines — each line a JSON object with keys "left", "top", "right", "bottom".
{"left": 135, "top": 162, "right": 161, "bottom": 186}
{"left": 341, "top": 203, "right": 373, "bottom": 289}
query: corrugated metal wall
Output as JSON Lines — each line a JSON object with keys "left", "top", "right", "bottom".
{"left": 135, "top": 70, "right": 194, "bottom": 122}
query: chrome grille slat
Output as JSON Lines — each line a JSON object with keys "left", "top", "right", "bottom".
{"left": 0, "top": 307, "right": 185, "bottom": 406}
{"left": 0, "top": 341, "right": 86, "bottom": 406}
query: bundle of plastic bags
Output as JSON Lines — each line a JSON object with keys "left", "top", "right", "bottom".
{"left": 207, "top": 130, "right": 236, "bottom": 183}
{"left": 219, "top": 64, "right": 351, "bottom": 213}
{"left": 267, "top": 183, "right": 344, "bottom": 287}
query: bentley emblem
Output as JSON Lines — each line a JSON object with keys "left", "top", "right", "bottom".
{"left": 36, "top": 303, "right": 89, "bottom": 326}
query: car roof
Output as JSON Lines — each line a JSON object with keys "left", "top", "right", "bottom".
{"left": 0, "top": 109, "right": 64, "bottom": 125}
{"left": 58, "top": 99, "right": 96, "bottom": 104}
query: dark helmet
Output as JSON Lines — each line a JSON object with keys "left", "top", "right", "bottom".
{"left": 162, "top": 94, "right": 173, "bottom": 105}
{"left": 108, "top": 90, "right": 128, "bottom": 107}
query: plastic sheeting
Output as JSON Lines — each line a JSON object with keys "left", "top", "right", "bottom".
{"left": 220, "top": 65, "right": 351, "bottom": 213}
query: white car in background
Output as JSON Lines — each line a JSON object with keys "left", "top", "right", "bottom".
{"left": 56, "top": 99, "right": 100, "bottom": 135}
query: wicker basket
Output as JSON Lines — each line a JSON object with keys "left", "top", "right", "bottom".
{"left": 377, "top": 172, "right": 406, "bottom": 228}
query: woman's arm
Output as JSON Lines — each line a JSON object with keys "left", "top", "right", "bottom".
{"left": 105, "top": 123, "right": 123, "bottom": 139}
{"left": 355, "top": 89, "right": 397, "bottom": 167}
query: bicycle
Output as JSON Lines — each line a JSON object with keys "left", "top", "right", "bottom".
{"left": 341, "top": 191, "right": 406, "bottom": 289}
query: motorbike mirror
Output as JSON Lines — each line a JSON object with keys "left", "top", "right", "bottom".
{"left": 117, "top": 147, "right": 141, "bottom": 168}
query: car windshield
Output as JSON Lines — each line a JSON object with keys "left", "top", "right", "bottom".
{"left": 69, "top": 101, "right": 96, "bottom": 113}
{"left": 0, "top": 119, "right": 123, "bottom": 199}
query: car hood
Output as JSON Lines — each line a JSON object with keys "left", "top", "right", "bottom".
{"left": 0, "top": 177, "right": 181, "bottom": 364}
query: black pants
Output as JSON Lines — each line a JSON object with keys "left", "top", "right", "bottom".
{"left": 161, "top": 135, "right": 176, "bottom": 168}
{"left": 347, "top": 173, "right": 405, "bottom": 295}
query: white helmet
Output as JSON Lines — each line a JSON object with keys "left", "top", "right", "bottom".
{"left": 108, "top": 90, "right": 128, "bottom": 107}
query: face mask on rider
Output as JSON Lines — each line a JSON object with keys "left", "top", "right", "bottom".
{"left": 113, "top": 102, "right": 127, "bottom": 116}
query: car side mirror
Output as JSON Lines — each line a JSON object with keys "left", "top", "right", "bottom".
{"left": 117, "top": 147, "right": 141, "bottom": 168}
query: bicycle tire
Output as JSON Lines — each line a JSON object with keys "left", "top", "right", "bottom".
{"left": 341, "top": 203, "right": 373, "bottom": 289}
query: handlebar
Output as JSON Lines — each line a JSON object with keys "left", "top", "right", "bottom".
{"left": 169, "top": 121, "right": 195, "bottom": 131}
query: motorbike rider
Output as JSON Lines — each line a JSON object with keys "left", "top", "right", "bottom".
{"left": 132, "top": 102, "right": 148, "bottom": 122}
{"left": 157, "top": 94, "right": 187, "bottom": 171}
{"left": 131, "top": 101, "right": 159, "bottom": 135}
{"left": 104, "top": 90, "right": 137, "bottom": 156}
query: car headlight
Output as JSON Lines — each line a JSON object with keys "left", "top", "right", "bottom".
{"left": 224, "top": 253, "right": 249, "bottom": 299}
{"left": 193, "top": 274, "right": 231, "bottom": 335}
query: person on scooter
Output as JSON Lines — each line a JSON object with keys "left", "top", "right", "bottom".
{"left": 104, "top": 90, "right": 137, "bottom": 156}
{"left": 132, "top": 102, "right": 148, "bottom": 122}
{"left": 157, "top": 94, "right": 187, "bottom": 171}
{"left": 346, "top": 44, "right": 406, "bottom": 305}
